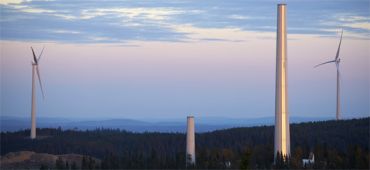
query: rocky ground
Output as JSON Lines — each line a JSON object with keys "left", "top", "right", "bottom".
{"left": 0, "top": 151, "right": 100, "bottom": 169}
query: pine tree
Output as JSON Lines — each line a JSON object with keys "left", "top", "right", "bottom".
{"left": 71, "top": 162, "right": 77, "bottom": 170}
{"left": 240, "top": 149, "right": 252, "bottom": 169}
{"left": 81, "top": 156, "right": 88, "bottom": 169}
{"left": 55, "top": 157, "right": 65, "bottom": 169}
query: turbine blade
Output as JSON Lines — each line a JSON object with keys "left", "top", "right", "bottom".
{"left": 314, "top": 60, "right": 336, "bottom": 68}
{"left": 36, "top": 66, "right": 45, "bottom": 99}
{"left": 31, "top": 47, "right": 37, "bottom": 64}
{"left": 335, "top": 29, "right": 343, "bottom": 60}
{"left": 37, "top": 46, "right": 45, "bottom": 61}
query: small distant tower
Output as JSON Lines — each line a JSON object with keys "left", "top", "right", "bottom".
{"left": 186, "top": 116, "right": 195, "bottom": 166}
{"left": 31, "top": 64, "right": 37, "bottom": 139}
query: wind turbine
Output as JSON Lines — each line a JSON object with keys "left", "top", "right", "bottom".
{"left": 30, "top": 47, "right": 45, "bottom": 139}
{"left": 314, "top": 30, "right": 343, "bottom": 121}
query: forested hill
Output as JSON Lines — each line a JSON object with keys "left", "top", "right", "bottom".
{"left": 1, "top": 117, "right": 369, "bottom": 169}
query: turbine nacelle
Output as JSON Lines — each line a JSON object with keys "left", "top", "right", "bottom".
{"left": 314, "top": 30, "right": 343, "bottom": 68}
{"left": 314, "top": 30, "right": 343, "bottom": 72}
{"left": 31, "top": 46, "right": 44, "bottom": 65}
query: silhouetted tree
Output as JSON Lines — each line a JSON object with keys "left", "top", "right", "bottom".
{"left": 55, "top": 157, "right": 65, "bottom": 169}
{"left": 1, "top": 118, "right": 368, "bottom": 169}
{"left": 71, "top": 162, "right": 77, "bottom": 170}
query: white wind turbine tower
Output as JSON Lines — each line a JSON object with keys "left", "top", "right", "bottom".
{"left": 274, "top": 3, "right": 290, "bottom": 160}
{"left": 314, "top": 30, "right": 343, "bottom": 121}
{"left": 186, "top": 116, "right": 195, "bottom": 166}
{"left": 30, "top": 47, "right": 45, "bottom": 139}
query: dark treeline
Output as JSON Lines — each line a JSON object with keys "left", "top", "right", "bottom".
{"left": 1, "top": 117, "right": 369, "bottom": 169}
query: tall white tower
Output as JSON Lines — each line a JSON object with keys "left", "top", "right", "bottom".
{"left": 29, "top": 47, "right": 45, "bottom": 140}
{"left": 274, "top": 3, "right": 290, "bottom": 159}
{"left": 186, "top": 116, "right": 195, "bottom": 166}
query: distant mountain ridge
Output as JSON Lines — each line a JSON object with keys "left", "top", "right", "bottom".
{"left": 0, "top": 116, "right": 334, "bottom": 132}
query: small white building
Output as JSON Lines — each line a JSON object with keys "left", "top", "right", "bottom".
{"left": 302, "top": 152, "right": 315, "bottom": 166}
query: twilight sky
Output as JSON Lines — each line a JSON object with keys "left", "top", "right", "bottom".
{"left": 1, "top": 0, "right": 369, "bottom": 120}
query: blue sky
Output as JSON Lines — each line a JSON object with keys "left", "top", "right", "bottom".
{"left": 1, "top": 0, "right": 369, "bottom": 43}
{"left": 1, "top": 0, "right": 369, "bottom": 120}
